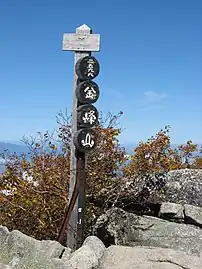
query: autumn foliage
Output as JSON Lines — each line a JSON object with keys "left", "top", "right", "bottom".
{"left": 124, "top": 126, "right": 201, "bottom": 177}
{"left": 0, "top": 111, "right": 201, "bottom": 242}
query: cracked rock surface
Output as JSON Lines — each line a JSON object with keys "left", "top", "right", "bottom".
{"left": 98, "top": 245, "right": 202, "bottom": 269}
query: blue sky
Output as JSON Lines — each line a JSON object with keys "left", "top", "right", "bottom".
{"left": 0, "top": 0, "right": 201, "bottom": 145}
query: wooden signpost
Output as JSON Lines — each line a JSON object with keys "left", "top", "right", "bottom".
{"left": 61, "top": 24, "right": 100, "bottom": 249}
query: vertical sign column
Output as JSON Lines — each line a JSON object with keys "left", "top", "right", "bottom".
{"left": 74, "top": 56, "right": 100, "bottom": 248}
{"left": 62, "top": 25, "right": 100, "bottom": 249}
{"left": 74, "top": 56, "right": 100, "bottom": 152}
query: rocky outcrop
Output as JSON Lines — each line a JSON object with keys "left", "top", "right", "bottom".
{"left": 0, "top": 227, "right": 105, "bottom": 269}
{"left": 67, "top": 236, "right": 105, "bottom": 269}
{"left": 1, "top": 226, "right": 202, "bottom": 269}
{"left": 116, "top": 169, "right": 202, "bottom": 213}
{"left": 162, "top": 169, "right": 202, "bottom": 207}
{"left": 93, "top": 205, "right": 202, "bottom": 256}
{"left": 0, "top": 226, "right": 69, "bottom": 269}
{"left": 1, "top": 169, "right": 202, "bottom": 268}
{"left": 93, "top": 169, "right": 202, "bottom": 259}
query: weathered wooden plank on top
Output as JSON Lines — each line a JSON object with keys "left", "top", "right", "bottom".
{"left": 63, "top": 33, "right": 100, "bottom": 51}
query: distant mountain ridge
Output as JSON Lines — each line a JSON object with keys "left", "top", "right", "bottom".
{"left": 0, "top": 141, "right": 201, "bottom": 157}
{"left": 122, "top": 143, "right": 202, "bottom": 155}
{"left": 0, "top": 141, "right": 201, "bottom": 174}
{"left": 0, "top": 142, "right": 28, "bottom": 155}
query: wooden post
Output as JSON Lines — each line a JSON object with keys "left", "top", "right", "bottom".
{"left": 76, "top": 151, "right": 85, "bottom": 249}
{"left": 62, "top": 24, "right": 100, "bottom": 250}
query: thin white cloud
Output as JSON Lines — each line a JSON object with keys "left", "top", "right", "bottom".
{"left": 141, "top": 104, "right": 164, "bottom": 111}
{"left": 143, "top": 90, "right": 167, "bottom": 103}
{"left": 105, "top": 87, "right": 124, "bottom": 100}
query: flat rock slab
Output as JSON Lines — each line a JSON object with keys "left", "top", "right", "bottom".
{"left": 94, "top": 207, "right": 202, "bottom": 256}
{"left": 159, "top": 202, "right": 202, "bottom": 227}
{"left": 159, "top": 202, "right": 184, "bottom": 220}
{"left": 184, "top": 204, "right": 202, "bottom": 227}
{"left": 0, "top": 263, "right": 12, "bottom": 269}
{"left": 98, "top": 245, "right": 202, "bottom": 269}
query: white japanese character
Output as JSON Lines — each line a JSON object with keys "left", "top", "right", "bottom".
{"left": 84, "top": 86, "right": 97, "bottom": 100}
{"left": 87, "top": 59, "right": 95, "bottom": 77}
{"left": 81, "top": 133, "right": 95, "bottom": 148}
{"left": 82, "top": 110, "right": 96, "bottom": 125}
